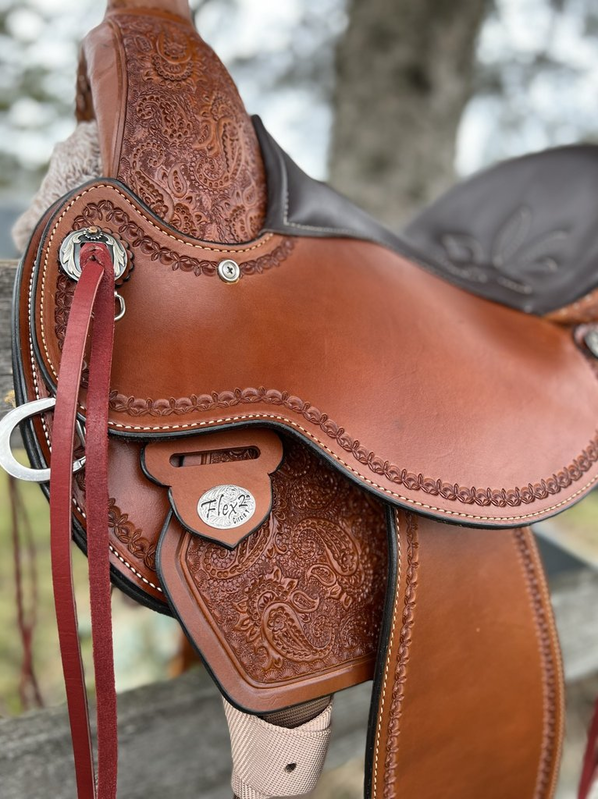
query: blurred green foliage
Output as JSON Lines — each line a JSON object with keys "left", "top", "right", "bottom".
{"left": 0, "top": 463, "right": 180, "bottom": 717}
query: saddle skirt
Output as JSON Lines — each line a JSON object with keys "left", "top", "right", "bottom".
{"left": 5, "top": 1, "right": 598, "bottom": 797}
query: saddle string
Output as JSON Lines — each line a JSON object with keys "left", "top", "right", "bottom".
{"left": 49, "top": 242, "right": 117, "bottom": 799}
{"left": 8, "top": 475, "right": 44, "bottom": 710}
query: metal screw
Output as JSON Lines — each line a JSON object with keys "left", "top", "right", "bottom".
{"left": 217, "top": 259, "right": 241, "bottom": 283}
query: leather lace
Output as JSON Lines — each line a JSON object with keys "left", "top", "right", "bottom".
{"left": 50, "top": 242, "right": 117, "bottom": 798}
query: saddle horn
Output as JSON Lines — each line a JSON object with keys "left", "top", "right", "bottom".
{"left": 78, "top": 0, "right": 266, "bottom": 243}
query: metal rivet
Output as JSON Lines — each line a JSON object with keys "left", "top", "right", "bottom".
{"left": 217, "top": 259, "right": 241, "bottom": 283}
{"left": 584, "top": 328, "right": 598, "bottom": 358}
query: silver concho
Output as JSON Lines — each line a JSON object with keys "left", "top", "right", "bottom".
{"left": 59, "top": 227, "right": 128, "bottom": 282}
{"left": 197, "top": 484, "right": 256, "bottom": 530}
{"left": 217, "top": 259, "right": 241, "bottom": 283}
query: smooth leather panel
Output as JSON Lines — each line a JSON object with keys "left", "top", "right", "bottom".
{"left": 257, "top": 119, "right": 598, "bottom": 316}
{"left": 403, "top": 146, "right": 598, "bottom": 315}
{"left": 27, "top": 180, "right": 598, "bottom": 527}
{"left": 367, "top": 513, "right": 563, "bottom": 799}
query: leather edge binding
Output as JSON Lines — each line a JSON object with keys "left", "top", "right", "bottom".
{"left": 364, "top": 503, "right": 399, "bottom": 799}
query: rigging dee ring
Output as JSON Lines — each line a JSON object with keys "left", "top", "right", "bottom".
{"left": 0, "top": 397, "right": 85, "bottom": 482}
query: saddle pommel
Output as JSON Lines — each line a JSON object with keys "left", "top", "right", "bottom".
{"left": 79, "top": 0, "right": 267, "bottom": 243}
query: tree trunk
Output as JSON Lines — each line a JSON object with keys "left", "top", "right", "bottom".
{"left": 329, "top": 0, "right": 487, "bottom": 227}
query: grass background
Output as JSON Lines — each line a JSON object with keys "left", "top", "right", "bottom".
{"left": 0, "top": 466, "right": 180, "bottom": 717}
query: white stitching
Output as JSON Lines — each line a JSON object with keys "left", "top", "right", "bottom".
{"left": 95, "top": 410, "right": 598, "bottom": 522}
{"left": 27, "top": 277, "right": 163, "bottom": 594}
{"left": 109, "top": 545, "right": 163, "bottom": 592}
{"left": 372, "top": 509, "right": 401, "bottom": 799}
{"left": 27, "top": 183, "right": 598, "bottom": 524}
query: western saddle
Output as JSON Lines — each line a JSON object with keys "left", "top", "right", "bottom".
{"left": 2, "top": 1, "right": 598, "bottom": 797}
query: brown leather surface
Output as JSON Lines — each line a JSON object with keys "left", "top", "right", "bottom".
{"left": 82, "top": 7, "right": 267, "bottom": 243}
{"left": 157, "top": 435, "right": 388, "bottom": 712}
{"left": 26, "top": 180, "right": 598, "bottom": 527}
{"left": 143, "top": 429, "right": 283, "bottom": 546}
{"left": 546, "top": 287, "right": 598, "bottom": 325}
{"left": 368, "top": 512, "right": 563, "bottom": 799}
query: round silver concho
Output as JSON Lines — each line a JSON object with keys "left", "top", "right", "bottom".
{"left": 197, "top": 484, "right": 256, "bottom": 530}
{"left": 59, "top": 227, "right": 128, "bottom": 282}
{"left": 217, "top": 259, "right": 241, "bottom": 283}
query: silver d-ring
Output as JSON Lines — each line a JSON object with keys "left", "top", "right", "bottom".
{"left": 0, "top": 397, "right": 86, "bottom": 482}
{"left": 114, "top": 291, "right": 126, "bottom": 322}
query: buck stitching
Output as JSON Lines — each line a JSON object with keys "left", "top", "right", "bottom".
{"left": 101, "top": 411, "right": 598, "bottom": 521}
{"left": 513, "top": 529, "right": 562, "bottom": 799}
{"left": 382, "top": 513, "right": 419, "bottom": 798}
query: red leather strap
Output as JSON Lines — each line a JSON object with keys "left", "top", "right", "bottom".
{"left": 85, "top": 245, "right": 118, "bottom": 799}
{"left": 49, "top": 243, "right": 117, "bottom": 799}
{"left": 579, "top": 698, "right": 598, "bottom": 799}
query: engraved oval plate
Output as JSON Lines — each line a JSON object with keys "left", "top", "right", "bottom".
{"left": 197, "top": 484, "right": 256, "bottom": 530}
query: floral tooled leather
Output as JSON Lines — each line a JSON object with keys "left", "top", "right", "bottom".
{"left": 113, "top": 13, "right": 267, "bottom": 243}
{"left": 178, "top": 436, "right": 388, "bottom": 684}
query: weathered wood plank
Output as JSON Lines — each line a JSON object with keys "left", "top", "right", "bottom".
{"left": 0, "top": 569, "right": 596, "bottom": 797}
{"left": 0, "top": 668, "right": 370, "bottom": 799}
{"left": 0, "top": 260, "right": 17, "bottom": 418}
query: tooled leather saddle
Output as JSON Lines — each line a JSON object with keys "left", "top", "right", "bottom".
{"left": 2, "top": 1, "right": 598, "bottom": 797}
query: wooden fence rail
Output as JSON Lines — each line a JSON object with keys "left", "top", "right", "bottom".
{"left": 0, "top": 261, "right": 17, "bottom": 417}
{"left": 0, "top": 259, "right": 597, "bottom": 798}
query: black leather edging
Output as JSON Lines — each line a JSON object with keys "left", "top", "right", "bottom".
{"left": 11, "top": 218, "right": 170, "bottom": 616}
{"left": 254, "top": 116, "right": 598, "bottom": 315}
{"left": 364, "top": 503, "right": 399, "bottom": 799}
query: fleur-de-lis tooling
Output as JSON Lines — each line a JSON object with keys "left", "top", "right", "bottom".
{"left": 439, "top": 206, "right": 568, "bottom": 294}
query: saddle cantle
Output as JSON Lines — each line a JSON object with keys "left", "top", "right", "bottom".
{"left": 4, "top": 0, "right": 598, "bottom": 796}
